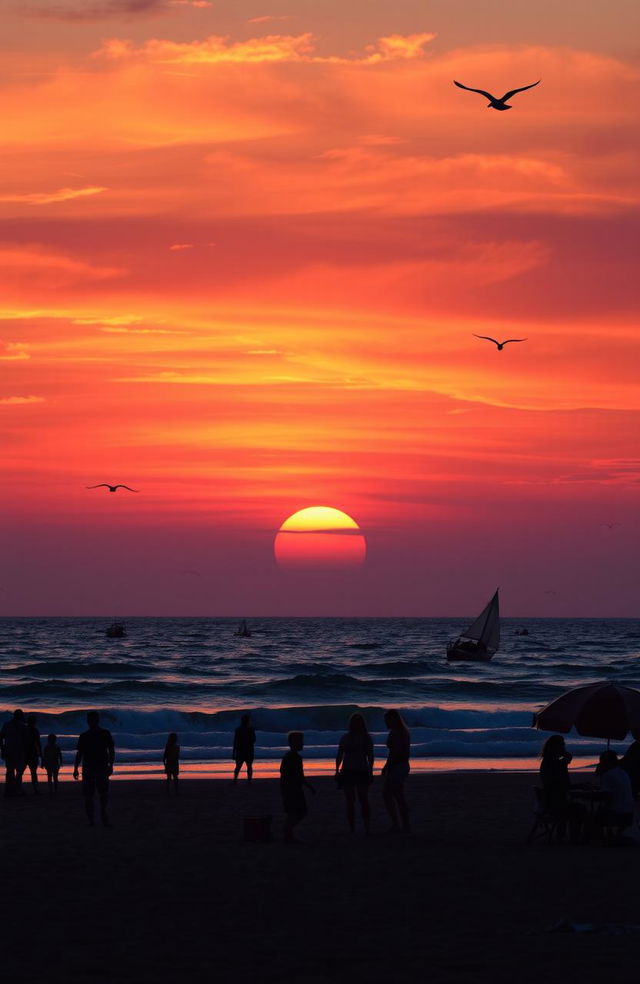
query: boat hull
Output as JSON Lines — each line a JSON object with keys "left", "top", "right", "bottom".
{"left": 446, "top": 642, "right": 494, "bottom": 662}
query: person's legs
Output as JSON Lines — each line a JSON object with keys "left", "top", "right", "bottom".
{"left": 97, "top": 775, "right": 110, "bottom": 825}
{"left": 82, "top": 775, "right": 96, "bottom": 825}
{"left": 344, "top": 786, "right": 356, "bottom": 832}
{"left": 246, "top": 758, "right": 253, "bottom": 783}
{"left": 233, "top": 758, "right": 243, "bottom": 781}
{"left": 382, "top": 780, "right": 399, "bottom": 829}
{"left": 29, "top": 760, "right": 39, "bottom": 792}
{"left": 395, "top": 785, "right": 410, "bottom": 831}
{"left": 356, "top": 784, "right": 370, "bottom": 834}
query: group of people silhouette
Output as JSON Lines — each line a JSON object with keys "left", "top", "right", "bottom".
{"left": 539, "top": 734, "right": 640, "bottom": 844}
{"left": 235, "top": 709, "right": 411, "bottom": 842}
{"left": 1, "top": 706, "right": 411, "bottom": 838}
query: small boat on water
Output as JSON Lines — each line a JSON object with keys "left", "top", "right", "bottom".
{"left": 446, "top": 589, "right": 500, "bottom": 662}
{"left": 235, "top": 620, "right": 252, "bottom": 638}
{"left": 106, "top": 622, "right": 127, "bottom": 639}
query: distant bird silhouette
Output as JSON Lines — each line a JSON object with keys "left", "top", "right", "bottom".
{"left": 87, "top": 484, "right": 139, "bottom": 493}
{"left": 544, "top": 590, "right": 557, "bottom": 596}
{"left": 473, "top": 334, "right": 527, "bottom": 351}
{"left": 601, "top": 523, "right": 621, "bottom": 530}
{"left": 453, "top": 79, "right": 540, "bottom": 111}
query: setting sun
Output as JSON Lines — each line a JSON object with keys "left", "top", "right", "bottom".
{"left": 274, "top": 507, "right": 367, "bottom": 569}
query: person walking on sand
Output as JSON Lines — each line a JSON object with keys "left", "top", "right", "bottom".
{"left": 335, "top": 712, "right": 374, "bottom": 834}
{"left": 381, "top": 709, "right": 411, "bottom": 833}
{"left": 25, "top": 713, "right": 43, "bottom": 794}
{"left": 280, "top": 731, "right": 314, "bottom": 843}
{"left": 232, "top": 713, "right": 256, "bottom": 783}
{"left": 43, "top": 734, "right": 63, "bottom": 794}
{"left": 73, "top": 711, "right": 115, "bottom": 827}
{"left": 0, "top": 709, "right": 28, "bottom": 797}
{"left": 163, "top": 732, "right": 180, "bottom": 794}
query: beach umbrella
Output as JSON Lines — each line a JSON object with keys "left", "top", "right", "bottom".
{"left": 532, "top": 681, "right": 640, "bottom": 744}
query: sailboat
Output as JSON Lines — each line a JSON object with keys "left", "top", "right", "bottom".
{"left": 235, "top": 620, "right": 252, "bottom": 638}
{"left": 446, "top": 589, "right": 500, "bottom": 662}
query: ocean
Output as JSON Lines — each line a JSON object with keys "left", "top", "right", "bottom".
{"left": 1, "top": 617, "right": 638, "bottom": 778}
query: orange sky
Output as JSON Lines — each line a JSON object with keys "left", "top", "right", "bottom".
{"left": 1, "top": 0, "right": 639, "bottom": 615}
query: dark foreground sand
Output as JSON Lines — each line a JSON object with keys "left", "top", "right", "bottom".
{"left": 2, "top": 773, "right": 639, "bottom": 983}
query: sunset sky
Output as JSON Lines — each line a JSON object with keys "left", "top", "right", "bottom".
{"left": 1, "top": 0, "right": 639, "bottom": 616}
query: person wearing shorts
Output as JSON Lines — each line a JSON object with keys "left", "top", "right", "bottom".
{"left": 73, "top": 711, "right": 115, "bottom": 826}
{"left": 335, "top": 713, "right": 374, "bottom": 834}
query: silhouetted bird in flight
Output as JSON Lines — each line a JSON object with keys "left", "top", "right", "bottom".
{"left": 473, "top": 334, "right": 527, "bottom": 351}
{"left": 87, "top": 484, "right": 139, "bottom": 493}
{"left": 453, "top": 79, "right": 540, "bottom": 110}
{"left": 601, "top": 523, "right": 621, "bottom": 530}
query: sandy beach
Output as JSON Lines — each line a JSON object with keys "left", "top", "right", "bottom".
{"left": 2, "top": 772, "right": 638, "bottom": 983}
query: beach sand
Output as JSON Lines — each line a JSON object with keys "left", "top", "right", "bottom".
{"left": 1, "top": 772, "right": 637, "bottom": 983}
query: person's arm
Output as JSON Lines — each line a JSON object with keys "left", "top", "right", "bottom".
{"left": 107, "top": 732, "right": 115, "bottom": 774}
{"left": 163, "top": 746, "right": 168, "bottom": 767}
{"left": 58, "top": 748, "right": 63, "bottom": 768}
{"left": 335, "top": 737, "right": 344, "bottom": 775}
{"left": 367, "top": 736, "right": 374, "bottom": 773}
{"left": 73, "top": 736, "right": 83, "bottom": 780}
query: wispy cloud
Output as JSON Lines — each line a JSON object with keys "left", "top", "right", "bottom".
{"left": 0, "top": 395, "right": 44, "bottom": 405}
{"left": 96, "top": 31, "right": 436, "bottom": 65}
{"left": 0, "top": 342, "right": 30, "bottom": 361}
{"left": 0, "top": 186, "right": 107, "bottom": 205}
{"left": 21, "top": 1, "right": 167, "bottom": 21}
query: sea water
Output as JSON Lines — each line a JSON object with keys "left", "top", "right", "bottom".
{"left": 0, "top": 617, "right": 638, "bottom": 778}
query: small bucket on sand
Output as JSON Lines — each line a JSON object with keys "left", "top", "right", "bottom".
{"left": 243, "top": 815, "right": 272, "bottom": 843}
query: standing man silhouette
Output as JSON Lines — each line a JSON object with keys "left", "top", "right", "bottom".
{"left": 74, "top": 711, "right": 115, "bottom": 826}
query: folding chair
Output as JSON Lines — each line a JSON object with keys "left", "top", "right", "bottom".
{"left": 525, "top": 787, "right": 561, "bottom": 844}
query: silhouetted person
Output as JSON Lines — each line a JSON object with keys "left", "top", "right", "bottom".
{"left": 25, "top": 713, "right": 42, "bottom": 793}
{"left": 595, "top": 750, "right": 635, "bottom": 832}
{"left": 232, "top": 713, "right": 256, "bottom": 782}
{"left": 163, "top": 732, "right": 180, "bottom": 794}
{"left": 73, "top": 711, "right": 115, "bottom": 826}
{"left": 336, "top": 713, "right": 374, "bottom": 834}
{"left": 0, "top": 709, "right": 28, "bottom": 797}
{"left": 280, "top": 731, "right": 314, "bottom": 843}
{"left": 539, "top": 734, "right": 585, "bottom": 843}
{"left": 621, "top": 740, "right": 640, "bottom": 799}
{"left": 381, "top": 709, "right": 411, "bottom": 833}
{"left": 43, "top": 734, "right": 63, "bottom": 794}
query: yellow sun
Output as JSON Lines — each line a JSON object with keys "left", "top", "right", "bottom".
{"left": 274, "top": 506, "right": 366, "bottom": 569}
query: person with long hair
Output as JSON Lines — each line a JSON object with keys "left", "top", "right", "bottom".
{"left": 539, "top": 734, "right": 585, "bottom": 843}
{"left": 381, "top": 709, "right": 410, "bottom": 833}
{"left": 335, "top": 712, "right": 374, "bottom": 834}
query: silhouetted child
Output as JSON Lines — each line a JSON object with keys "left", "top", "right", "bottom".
{"left": 280, "top": 731, "right": 314, "bottom": 843}
{"left": 232, "top": 713, "right": 256, "bottom": 782}
{"left": 163, "top": 733, "right": 180, "bottom": 794}
{"left": 42, "top": 734, "right": 62, "bottom": 795}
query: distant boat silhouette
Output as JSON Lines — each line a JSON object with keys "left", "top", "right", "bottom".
{"left": 235, "top": 620, "right": 252, "bottom": 638}
{"left": 447, "top": 590, "right": 500, "bottom": 662}
{"left": 106, "top": 622, "right": 127, "bottom": 638}
{"left": 453, "top": 79, "right": 540, "bottom": 111}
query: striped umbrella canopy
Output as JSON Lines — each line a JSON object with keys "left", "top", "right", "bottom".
{"left": 532, "top": 681, "right": 640, "bottom": 743}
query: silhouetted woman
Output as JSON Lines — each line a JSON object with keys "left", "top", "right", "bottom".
{"left": 539, "top": 734, "right": 585, "bottom": 843}
{"left": 381, "top": 709, "right": 410, "bottom": 832}
{"left": 336, "top": 713, "right": 374, "bottom": 834}
{"left": 233, "top": 713, "right": 256, "bottom": 783}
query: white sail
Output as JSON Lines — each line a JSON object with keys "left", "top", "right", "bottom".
{"left": 460, "top": 590, "right": 500, "bottom": 653}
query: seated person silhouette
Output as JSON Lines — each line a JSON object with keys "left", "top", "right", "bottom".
{"left": 594, "top": 750, "right": 635, "bottom": 833}
{"left": 539, "top": 734, "right": 586, "bottom": 843}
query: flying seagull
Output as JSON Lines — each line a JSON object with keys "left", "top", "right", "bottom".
{"left": 473, "top": 334, "right": 527, "bottom": 351}
{"left": 453, "top": 79, "right": 540, "bottom": 111}
{"left": 601, "top": 522, "right": 621, "bottom": 530}
{"left": 87, "top": 484, "right": 139, "bottom": 493}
